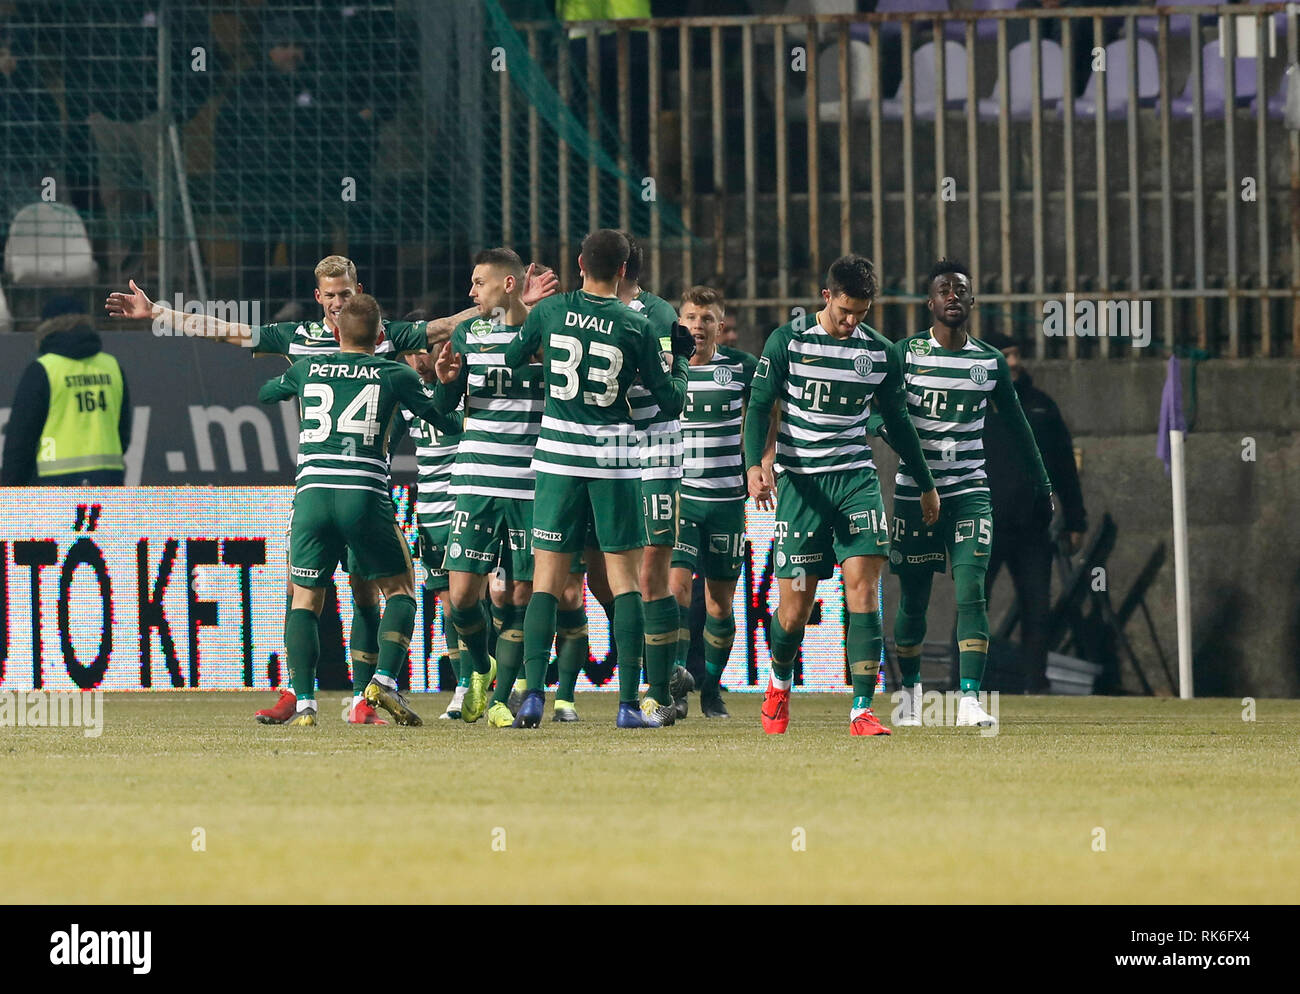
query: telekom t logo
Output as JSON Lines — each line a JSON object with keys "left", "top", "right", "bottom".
{"left": 803, "top": 379, "right": 832, "bottom": 412}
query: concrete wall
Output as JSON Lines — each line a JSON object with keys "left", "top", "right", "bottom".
{"left": 871, "top": 358, "right": 1300, "bottom": 698}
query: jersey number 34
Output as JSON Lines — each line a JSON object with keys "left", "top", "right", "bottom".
{"left": 300, "top": 383, "right": 381, "bottom": 445}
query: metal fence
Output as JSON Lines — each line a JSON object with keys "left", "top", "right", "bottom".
{"left": 1, "top": 3, "right": 1296, "bottom": 358}
{"left": 518, "top": 3, "right": 1300, "bottom": 358}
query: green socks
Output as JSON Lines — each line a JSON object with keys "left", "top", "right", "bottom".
{"left": 349, "top": 601, "right": 381, "bottom": 693}
{"left": 444, "top": 613, "right": 467, "bottom": 688}
{"left": 953, "top": 565, "right": 989, "bottom": 696}
{"left": 555, "top": 607, "right": 588, "bottom": 702}
{"left": 521, "top": 592, "right": 559, "bottom": 693}
{"left": 701, "top": 612, "right": 735, "bottom": 692}
{"left": 676, "top": 601, "right": 691, "bottom": 668}
{"left": 286, "top": 607, "right": 319, "bottom": 702}
{"left": 495, "top": 602, "right": 527, "bottom": 700}
{"left": 895, "top": 569, "right": 933, "bottom": 687}
{"left": 643, "top": 595, "right": 678, "bottom": 704}
{"left": 956, "top": 600, "right": 990, "bottom": 695}
{"left": 482, "top": 595, "right": 498, "bottom": 660}
{"left": 376, "top": 594, "right": 417, "bottom": 681}
{"left": 611, "top": 592, "right": 645, "bottom": 702}
{"left": 768, "top": 613, "right": 804, "bottom": 683}
{"left": 847, "top": 610, "right": 883, "bottom": 709}
{"left": 450, "top": 602, "right": 491, "bottom": 676}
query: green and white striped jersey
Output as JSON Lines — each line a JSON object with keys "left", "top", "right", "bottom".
{"left": 681, "top": 348, "right": 757, "bottom": 502}
{"left": 892, "top": 332, "right": 1049, "bottom": 500}
{"left": 403, "top": 397, "right": 463, "bottom": 529}
{"left": 625, "top": 290, "right": 684, "bottom": 481}
{"left": 434, "top": 317, "right": 544, "bottom": 500}
{"left": 744, "top": 318, "right": 893, "bottom": 475}
{"left": 258, "top": 352, "right": 451, "bottom": 499}
{"left": 505, "top": 290, "right": 689, "bottom": 479}
{"left": 250, "top": 318, "right": 428, "bottom": 360}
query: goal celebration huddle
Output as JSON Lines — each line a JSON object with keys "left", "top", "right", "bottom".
{"left": 105, "top": 229, "right": 1054, "bottom": 735}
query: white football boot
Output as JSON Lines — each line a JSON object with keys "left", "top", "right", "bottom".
{"left": 896, "top": 682, "right": 923, "bottom": 727}
{"left": 956, "top": 694, "right": 998, "bottom": 728}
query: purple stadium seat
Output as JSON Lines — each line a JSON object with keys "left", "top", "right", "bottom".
{"left": 880, "top": 39, "right": 968, "bottom": 120}
{"left": 977, "top": 39, "right": 1065, "bottom": 121}
{"left": 868, "top": 0, "right": 965, "bottom": 42}
{"left": 1135, "top": 0, "right": 1195, "bottom": 37}
{"left": 1171, "top": 40, "right": 1259, "bottom": 118}
{"left": 1070, "top": 38, "right": 1159, "bottom": 119}
{"left": 970, "top": 0, "right": 1020, "bottom": 42}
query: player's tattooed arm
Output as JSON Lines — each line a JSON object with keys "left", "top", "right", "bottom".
{"left": 105, "top": 280, "right": 254, "bottom": 345}
{"left": 426, "top": 306, "right": 478, "bottom": 346}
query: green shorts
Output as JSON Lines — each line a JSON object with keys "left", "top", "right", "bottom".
{"left": 444, "top": 492, "right": 534, "bottom": 582}
{"left": 773, "top": 470, "right": 890, "bottom": 580}
{"left": 672, "top": 495, "right": 746, "bottom": 581}
{"left": 532, "top": 472, "right": 642, "bottom": 553}
{"left": 890, "top": 491, "right": 993, "bottom": 575}
{"left": 289, "top": 488, "right": 413, "bottom": 587}
{"left": 641, "top": 475, "right": 681, "bottom": 547}
{"left": 416, "top": 522, "right": 450, "bottom": 593}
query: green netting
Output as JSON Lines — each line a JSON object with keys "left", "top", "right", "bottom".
{"left": 0, "top": 0, "right": 691, "bottom": 327}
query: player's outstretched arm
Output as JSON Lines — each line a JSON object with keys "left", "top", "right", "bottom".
{"left": 258, "top": 363, "right": 302, "bottom": 405}
{"left": 105, "top": 279, "right": 254, "bottom": 346}
{"left": 425, "top": 306, "right": 478, "bottom": 347}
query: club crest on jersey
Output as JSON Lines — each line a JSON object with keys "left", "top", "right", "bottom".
{"left": 303, "top": 322, "right": 331, "bottom": 340}
{"left": 470, "top": 318, "right": 494, "bottom": 336}
{"left": 775, "top": 550, "right": 787, "bottom": 568}
{"left": 909, "top": 338, "right": 933, "bottom": 357}
{"left": 449, "top": 542, "right": 463, "bottom": 560}
{"left": 853, "top": 355, "right": 873, "bottom": 377}
{"left": 890, "top": 549, "right": 903, "bottom": 564}
{"left": 968, "top": 364, "right": 989, "bottom": 384}
{"left": 712, "top": 366, "right": 734, "bottom": 386}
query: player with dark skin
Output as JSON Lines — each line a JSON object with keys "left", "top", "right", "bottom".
{"left": 923, "top": 270, "right": 1057, "bottom": 518}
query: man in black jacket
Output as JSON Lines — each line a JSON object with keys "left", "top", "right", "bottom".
{"left": 2, "top": 299, "right": 132, "bottom": 486}
{"left": 980, "top": 331, "right": 1087, "bottom": 692}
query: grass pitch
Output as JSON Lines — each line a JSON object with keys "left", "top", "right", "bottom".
{"left": 4, "top": 692, "right": 1298, "bottom": 903}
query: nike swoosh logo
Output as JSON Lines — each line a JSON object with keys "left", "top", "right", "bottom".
{"left": 653, "top": 528, "right": 671, "bottom": 536}
{"left": 915, "top": 367, "right": 937, "bottom": 374}
{"left": 802, "top": 356, "right": 822, "bottom": 363}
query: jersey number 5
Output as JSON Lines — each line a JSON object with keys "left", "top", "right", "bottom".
{"left": 301, "top": 383, "right": 382, "bottom": 445}
{"left": 549, "top": 333, "right": 623, "bottom": 407}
